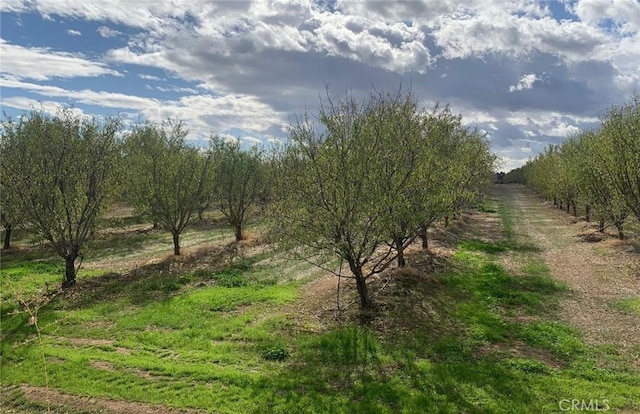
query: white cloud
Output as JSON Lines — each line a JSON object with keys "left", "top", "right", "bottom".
{"left": 2, "top": 76, "right": 283, "bottom": 140}
{"left": 0, "top": 96, "right": 85, "bottom": 118}
{"left": 60, "top": 0, "right": 637, "bottom": 102}
{"left": 218, "top": 133, "right": 240, "bottom": 144}
{"left": 0, "top": 0, "right": 28, "bottom": 13}
{"left": 12, "top": 0, "right": 199, "bottom": 30}
{"left": 0, "top": 39, "right": 120, "bottom": 80}
{"left": 545, "top": 122, "right": 582, "bottom": 137}
{"left": 309, "top": 11, "right": 434, "bottom": 73}
{"left": 138, "top": 73, "right": 163, "bottom": 81}
{"left": 509, "top": 73, "right": 539, "bottom": 92}
{"left": 1, "top": 76, "right": 159, "bottom": 109}
{"left": 241, "top": 136, "right": 263, "bottom": 145}
{"left": 97, "top": 26, "right": 122, "bottom": 38}
{"left": 573, "top": 0, "right": 640, "bottom": 34}
{"left": 4, "top": 0, "right": 640, "bottom": 172}
{"left": 156, "top": 85, "right": 198, "bottom": 94}
{"left": 67, "top": 29, "right": 81, "bottom": 36}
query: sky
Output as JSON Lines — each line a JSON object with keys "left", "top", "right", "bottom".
{"left": 1, "top": 0, "right": 639, "bottom": 171}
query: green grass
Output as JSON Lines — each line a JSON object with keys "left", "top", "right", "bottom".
{"left": 1, "top": 260, "right": 65, "bottom": 296}
{"left": 616, "top": 298, "right": 640, "bottom": 316}
{"left": 0, "top": 255, "right": 105, "bottom": 307}
{"left": 457, "top": 239, "right": 509, "bottom": 254}
{"left": 1, "top": 192, "right": 639, "bottom": 413}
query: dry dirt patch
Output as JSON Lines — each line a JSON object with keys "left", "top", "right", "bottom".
{"left": 19, "top": 385, "right": 203, "bottom": 414}
{"left": 504, "top": 186, "right": 640, "bottom": 354}
{"left": 281, "top": 209, "right": 498, "bottom": 331}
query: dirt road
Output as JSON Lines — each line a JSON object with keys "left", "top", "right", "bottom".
{"left": 498, "top": 185, "right": 640, "bottom": 358}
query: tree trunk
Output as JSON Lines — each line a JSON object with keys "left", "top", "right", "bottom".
{"left": 234, "top": 223, "right": 243, "bottom": 242}
{"left": 419, "top": 226, "right": 428, "bottom": 250}
{"left": 172, "top": 231, "right": 180, "bottom": 255}
{"left": 349, "top": 260, "right": 371, "bottom": 309}
{"left": 599, "top": 218, "right": 605, "bottom": 233}
{"left": 63, "top": 254, "right": 77, "bottom": 288}
{"left": 3, "top": 224, "right": 11, "bottom": 250}
{"left": 614, "top": 222, "right": 624, "bottom": 240}
{"left": 571, "top": 201, "right": 577, "bottom": 217}
{"left": 394, "top": 236, "right": 406, "bottom": 267}
{"left": 585, "top": 205, "right": 591, "bottom": 222}
{"left": 566, "top": 201, "right": 570, "bottom": 213}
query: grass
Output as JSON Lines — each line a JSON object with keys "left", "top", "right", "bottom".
{"left": 616, "top": 298, "right": 640, "bottom": 316}
{"left": 1, "top": 194, "right": 639, "bottom": 413}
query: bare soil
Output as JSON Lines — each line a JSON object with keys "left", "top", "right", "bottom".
{"left": 18, "top": 385, "right": 203, "bottom": 414}
{"left": 503, "top": 186, "right": 640, "bottom": 357}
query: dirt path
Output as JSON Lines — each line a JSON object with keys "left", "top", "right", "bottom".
{"left": 500, "top": 185, "right": 640, "bottom": 357}
{"left": 0, "top": 384, "right": 204, "bottom": 414}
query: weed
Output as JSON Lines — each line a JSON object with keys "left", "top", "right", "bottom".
{"left": 213, "top": 271, "right": 247, "bottom": 288}
{"left": 262, "top": 346, "right": 289, "bottom": 361}
{"left": 500, "top": 358, "right": 551, "bottom": 374}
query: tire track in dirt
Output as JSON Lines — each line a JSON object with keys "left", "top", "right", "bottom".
{"left": 502, "top": 185, "right": 640, "bottom": 359}
{"left": 0, "top": 384, "right": 204, "bottom": 414}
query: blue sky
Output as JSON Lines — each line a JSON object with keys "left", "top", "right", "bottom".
{"left": 1, "top": 0, "right": 639, "bottom": 170}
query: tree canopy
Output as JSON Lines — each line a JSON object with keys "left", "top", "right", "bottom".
{"left": 1, "top": 109, "right": 122, "bottom": 287}
{"left": 209, "top": 137, "right": 264, "bottom": 242}
{"left": 271, "top": 88, "right": 496, "bottom": 308}
{"left": 123, "top": 121, "right": 213, "bottom": 255}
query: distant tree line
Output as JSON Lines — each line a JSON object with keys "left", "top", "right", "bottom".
{"left": 506, "top": 96, "right": 640, "bottom": 239}
{"left": 502, "top": 168, "right": 526, "bottom": 184}
{"left": 1, "top": 87, "right": 497, "bottom": 309}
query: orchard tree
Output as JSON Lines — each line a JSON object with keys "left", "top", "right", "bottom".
{"left": 412, "top": 107, "right": 495, "bottom": 249}
{"left": 556, "top": 138, "right": 581, "bottom": 216}
{"left": 0, "top": 109, "right": 122, "bottom": 287}
{"left": 526, "top": 145, "right": 563, "bottom": 208}
{"left": 523, "top": 108, "right": 636, "bottom": 238}
{"left": 273, "top": 90, "right": 485, "bottom": 308}
{"left": 0, "top": 155, "right": 23, "bottom": 250}
{"left": 272, "top": 88, "right": 422, "bottom": 308}
{"left": 412, "top": 106, "right": 464, "bottom": 248}
{"left": 503, "top": 167, "right": 527, "bottom": 184}
{"left": 124, "top": 121, "right": 213, "bottom": 255}
{"left": 597, "top": 97, "right": 640, "bottom": 222}
{"left": 444, "top": 128, "right": 496, "bottom": 219}
{"left": 367, "top": 89, "right": 423, "bottom": 267}
{"left": 571, "top": 131, "right": 629, "bottom": 238}
{"left": 272, "top": 88, "right": 497, "bottom": 307}
{"left": 209, "top": 137, "right": 264, "bottom": 242}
